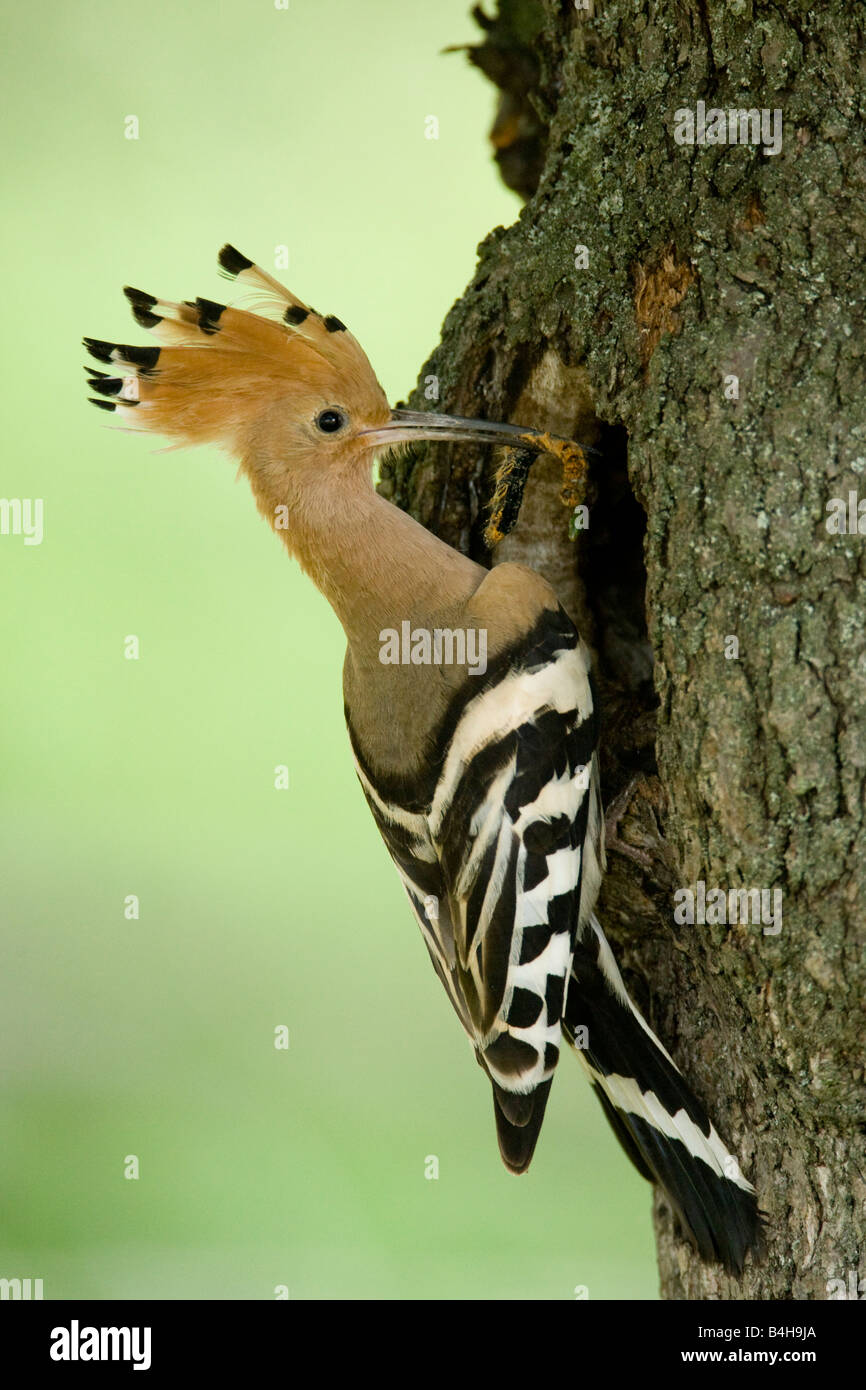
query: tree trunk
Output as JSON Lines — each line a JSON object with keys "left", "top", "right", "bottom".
{"left": 379, "top": 0, "right": 866, "bottom": 1299}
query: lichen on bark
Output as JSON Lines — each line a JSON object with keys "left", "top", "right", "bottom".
{"left": 379, "top": 0, "right": 866, "bottom": 1298}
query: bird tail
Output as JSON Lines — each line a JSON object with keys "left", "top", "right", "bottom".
{"left": 563, "top": 914, "right": 760, "bottom": 1273}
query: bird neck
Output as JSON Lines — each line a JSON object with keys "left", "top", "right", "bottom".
{"left": 272, "top": 461, "right": 486, "bottom": 654}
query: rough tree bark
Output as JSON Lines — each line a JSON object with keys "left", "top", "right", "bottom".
{"left": 379, "top": 0, "right": 866, "bottom": 1298}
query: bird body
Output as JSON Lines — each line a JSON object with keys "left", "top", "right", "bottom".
{"left": 86, "top": 245, "right": 760, "bottom": 1271}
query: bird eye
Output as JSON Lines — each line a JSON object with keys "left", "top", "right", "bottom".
{"left": 315, "top": 408, "right": 347, "bottom": 434}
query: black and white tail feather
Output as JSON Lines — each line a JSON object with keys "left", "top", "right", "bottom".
{"left": 350, "top": 605, "right": 760, "bottom": 1274}
{"left": 564, "top": 917, "right": 759, "bottom": 1271}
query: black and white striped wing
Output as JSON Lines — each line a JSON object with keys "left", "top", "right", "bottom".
{"left": 352, "top": 771, "right": 474, "bottom": 1035}
{"left": 355, "top": 610, "right": 602, "bottom": 1174}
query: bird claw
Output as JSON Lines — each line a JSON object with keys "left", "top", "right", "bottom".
{"left": 604, "top": 774, "right": 655, "bottom": 871}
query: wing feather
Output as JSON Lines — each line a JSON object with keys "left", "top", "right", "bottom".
{"left": 351, "top": 607, "right": 601, "bottom": 1172}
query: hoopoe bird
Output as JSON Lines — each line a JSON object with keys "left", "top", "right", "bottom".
{"left": 85, "top": 245, "right": 760, "bottom": 1271}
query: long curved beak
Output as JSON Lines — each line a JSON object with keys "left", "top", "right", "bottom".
{"left": 359, "top": 408, "right": 583, "bottom": 456}
{"left": 361, "top": 409, "right": 595, "bottom": 548}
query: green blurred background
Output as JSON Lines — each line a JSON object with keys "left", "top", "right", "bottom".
{"left": 1, "top": 0, "right": 656, "bottom": 1298}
